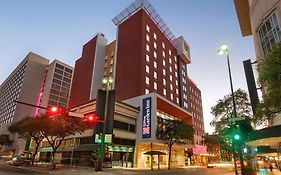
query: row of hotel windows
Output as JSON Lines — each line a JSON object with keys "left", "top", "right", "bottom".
{"left": 0, "top": 63, "right": 26, "bottom": 126}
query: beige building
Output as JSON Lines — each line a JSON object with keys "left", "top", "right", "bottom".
{"left": 234, "top": 0, "right": 281, "bottom": 125}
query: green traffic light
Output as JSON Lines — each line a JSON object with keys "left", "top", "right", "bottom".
{"left": 98, "top": 139, "right": 102, "bottom": 144}
{"left": 254, "top": 147, "right": 258, "bottom": 152}
{"left": 234, "top": 134, "right": 240, "bottom": 140}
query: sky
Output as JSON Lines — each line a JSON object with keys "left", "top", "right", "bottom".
{"left": 0, "top": 0, "right": 255, "bottom": 133}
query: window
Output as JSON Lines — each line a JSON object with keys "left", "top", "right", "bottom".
{"left": 171, "top": 94, "right": 173, "bottom": 100}
{"left": 154, "top": 42, "right": 157, "bottom": 49}
{"left": 170, "top": 84, "right": 173, "bottom": 90}
{"left": 146, "top": 65, "right": 149, "bottom": 73}
{"left": 154, "top": 33, "right": 157, "bottom": 40}
{"left": 110, "top": 68, "right": 113, "bottom": 73}
{"left": 146, "top": 34, "right": 150, "bottom": 42}
{"left": 163, "top": 69, "right": 166, "bottom": 76}
{"left": 146, "top": 54, "right": 149, "bottom": 62}
{"left": 176, "top": 98, "right": 179, "bottom": 104}
{"left": 146, "top": 25, "right": 150, "bottom": 32}
{"left": 169, "top": 50, "right": 171, "bottom": 55}
{"left": 176, "top": 80, "right": 178, "bottom": 86}
{"left": 154, "top": 82, "right": 157, "bottom": 90}
{"left": 145, "top": 89, "right": 149, "bottom": 94}
{"left": 154, "top": 51, "right": 157, "bottom": 58}
{"left": 154, "top": 71, "right": 157, "bottom": 79}
{"left": 163, "top": 89, "right": 166, "bottom": 96}
{"left": 174, "top": 56, "right": 177, "bottom": 62}
{"left": 110, "top": 59, "right": 113, "bottom": 65}
{"left": 175, "top": 72, "right": 178, "bottom": 78}
{"left": 146, "top": 77, "right": 149, "bottom": 85}
{"left": 176, "top": 89, "right": 179, "bottom": 94}
{"left": 175, "top": 64, "right": 177, "bottom": 69}
{"left": 162, "top": 51, "right": 165, "bottom": 57}
{"left": 169, "top": 58, "right": 172, "bottom": 64}
{"left": 170, "top": 75, "right": 172, "bottom": 81}
{"left": 162, "top": 42, "right": 165, "bottom": 48}
{"left": 163, "top": 79, "right": 166, "bottom": 86}
{"left": 169, "top": 66, "right": 172, "bottom": 72}
{"left": 259, "top": 12, "right": 281, "bottom": 56}
{"left": 163, "top": 60, "right": 166, "bottom": 66}
{"left": 146, "top": 44, "right": 149, "bottom": 52}
{"left": 154, "top": 61, "right": 157, "bottom": 69}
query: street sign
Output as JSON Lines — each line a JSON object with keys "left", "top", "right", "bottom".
{"left": 105, "top": 134, "right": 112, "bottom": 143}
{"left": 229, "top": 117, "right": 245, "bottom": 123}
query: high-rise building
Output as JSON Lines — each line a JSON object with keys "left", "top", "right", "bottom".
{"left": 234, "top": 0, "right": 281, "bottom": 125}
{"left": 0, "top": 52, "right": 74, "bottom": 154}
{"left": 68, "top": 0, "right": 206, "bottom": 168}
{"left": 0, "top": 52, "right": 49, "bottom": 153}
{"left": 69, "top": 34, "right": 107, "bottom": 108}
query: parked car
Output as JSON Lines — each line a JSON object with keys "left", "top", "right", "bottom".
{"left": 7, "top": 156, "right": 28, "bottom": 166}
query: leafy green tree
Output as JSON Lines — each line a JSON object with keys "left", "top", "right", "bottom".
{"left": 9, "top": 116, "right": 45, "bottom": 165}
{"left": 256, "top": 43, "right": 281, "bottom": 125}
{"left": 156, "top": 118, "right": 194, "bottom": 170}
{"left": 41, "top": 114, "right": 86, "bottom": 168}
{"left": 210, "top": 88, "right": 252, "bottom": 133}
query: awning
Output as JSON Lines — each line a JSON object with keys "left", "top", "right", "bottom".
{"left": 247, "top": 125, "right": 281, "bottom": 148}
{"left": 143, "top": 151, "right": 166, "bottom": 155}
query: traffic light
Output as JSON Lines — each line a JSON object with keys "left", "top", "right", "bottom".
{"left": 234, "top": 134, "right": 240, "bottom": 140}
{"left": 84, "top": 113, "right": 99, "bottom": 123}
{"left": 46, "top": 106, "right": 65, "bottom": 116}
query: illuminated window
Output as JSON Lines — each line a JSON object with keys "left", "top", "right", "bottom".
{"left": 154, "top": 33, "right": 157, "bottom": 40}
{"left": 154, "top": 42, "right": 157, "bottom": 49}
{"left": 171, "top": 94, "right": 173, "bottom": 100}
{"left": 154, "top": 82, "right": 157, "bottom": 90}
{"left": 145, "top": 89, "right": 149, "bottom": 94}
{"left": 154, "top": 71, "right": 157, "bottom": 79}
{"left": 146, "top": 76, "right": 149, "bottom": 85}
{"left": 169, "top": 50, "right": 171, "bottom": 55}
{"left": 146, "top": 65, "right": 149, "bottom": 74}
{"left": 163, "top": 89, "right": 166, "bottom": 96}
{"left": 169, "top": 58, "right": 172, "bottom": 64}
{"left": 146, "top": 54, "right": 149, "bottom": 62}
{"left": 163, "top": 69, "right": 166, "bottom": 76}
{"left": 163, "top": 60, "right": 166, "bottom": 66}
{"left": 146, "top": 25, "right": 150, "bottom": 32}
{"left": 146, "top": 34, "right": 150, "bottom": 42}
{"left": 163, "top": 79, "right": 166, "bottom": 86}
{"left": 154, "top": 51, "right": 157, "bottom": 58}
{"left": 162, "top": 42, "right": 165, "bottom": 49}
{"left": 162, "top": 51, "right": 165, "bottom": 57}
{"left": 174, "top": 56, "right": 177, "bottom": 62}
{"left": 146, "top": 44, "right": 149, "bottom": 52}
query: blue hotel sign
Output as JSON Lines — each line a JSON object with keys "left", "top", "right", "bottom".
{"left": 142, "top": 97, "right": 151, "bottom": 138}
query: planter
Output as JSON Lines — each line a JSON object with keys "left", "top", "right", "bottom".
{"left": 244, "top": 169, "right": 257, "bottom": 175}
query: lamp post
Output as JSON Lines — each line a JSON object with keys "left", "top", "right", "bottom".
{"left": 218, "top": 43, "right": 244, "bottom": 175}
{"left": 99, "top": 77, "right": 113, "bottom": 170}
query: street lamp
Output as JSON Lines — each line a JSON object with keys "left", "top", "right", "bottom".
{"left": 99, "top": 77, "right": 113, "bottom": 170}
{"left": 218, "top": 43, "right": 243, "bottom": 175}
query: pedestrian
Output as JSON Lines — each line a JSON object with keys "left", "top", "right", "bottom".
{"left": 269, "top": 162, "right": 273, "bottom": 172}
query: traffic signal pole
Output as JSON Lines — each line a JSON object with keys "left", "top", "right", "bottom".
{"left": 98, "top": 81, "right": 110, "bottom": 170}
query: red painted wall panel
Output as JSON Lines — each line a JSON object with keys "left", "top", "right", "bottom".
{"left": 69, "top": 37, "right": 97, "bottom": 107}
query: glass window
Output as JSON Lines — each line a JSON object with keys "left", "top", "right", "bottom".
{"left": 154, "top": 61, "right": 157, "bottom": 69}
{"left": 162, "top": 51, "right": 165, "bottom": 57}
{"left": 65, "top": 67, "right": 72, "bottom": 74}
{"left": 154, "top": 51, "right": 157, "bottom": 58}
{"left": 154, "top": 71, "right": 157, "bottom": 79}
{"left": 55, "top": 63, "right": 64, "bottom": 70}
{"left": 258, "top": 12, "right": 281, "bottom": 56}
{"left": 162, "top": 42, "right": 165, "bottom": 49}
{"left": 154, "top": 33, "right": 157, "bottom": 40}
{"left": 146, "top": 44, "right": 150, "bottom": 52}
{"left": 154, "top": 42, "right": 157, "bottom": 49}
{"left": 154, "top": 82, "right": 157, "bottom": 90}
{"left": 163, "top": 69, "right": 166, "bottom": 76}
{"left": 146, "top": 65, "right": 149, "bottom": 74}
{"left": 145, "top": 89, "right": 149, "bottom": 94}
{"left": 163, "top": 60, "right": 166, "bottom": 66}
{"left": 146, "top": 76, "right": 149, "bottom": 85}
{"left": 169, "top": 50, "right": 171, "bottom": 55}
{"left": 146, "top": 34, "right": 150, "bottom": 42}
{"left": 163, "top": 89, "right": 166, "bottom": 96}
{"left": 146, "top": 25, "right": 150, "bottom": 32}
{"left": 169, "top": 58, "right": 172, "bottom": 64}
{"left": 163, "top": 79, "right": 166, "bottom": 86}
{"left": 146, "top": 54, "right": 149, "bottom": 62}
{"left": 171, "top": 94, "right": 173, "bottom": 100}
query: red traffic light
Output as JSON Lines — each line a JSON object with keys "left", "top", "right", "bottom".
{"left": 84, "top": 113, "right": 99, "bottom": 123}
{"left": 46, "top": 106, "right": 65, "bottom": 116}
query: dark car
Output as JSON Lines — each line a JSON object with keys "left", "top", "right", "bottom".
{"left": 7, "top": 156, "right": 25, "bottom": 166}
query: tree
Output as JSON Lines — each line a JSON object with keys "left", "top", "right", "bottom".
{"left": 40, "top": 114, "right": 86, "bottom": 169}
{"left": 210, "top": 88, "right": 252, "bottom": 133}
{"left": 9, "top": 116, "right": 45, "bottom": 165}
{"left": 0, "top": 134, "right": 13, "bottom": 148}
{"left": 156, "top": 118, "right": 194, "bottom": 170}
{"left": 256, "top": 43, "right": 281, "bottom": 125}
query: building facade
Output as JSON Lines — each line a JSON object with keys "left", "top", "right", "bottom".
{"left": 66, "top": 0, "right": 205, "bottom": 168}
{"left": 39, "top": 60, "right": 73, "bottom": 113}
{"left": 234, "top": 0, "right": 281, "bottom": 125}
{"left": 0, "top": 52, "right": 49, "bottom": 153}
{"left": 69, "top": 34, "right": 107, "bottom": 108}
{"left": 0, "top": 52, "right": 74, "bottom": 155}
